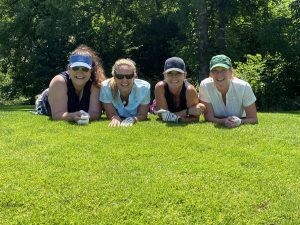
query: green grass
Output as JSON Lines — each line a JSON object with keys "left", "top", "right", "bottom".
{"left": 0, "top": 105, "right": 299, "bottom": 224}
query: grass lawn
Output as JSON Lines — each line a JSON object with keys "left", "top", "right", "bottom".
{"left": 0, "top": 105, "right": 299, "bottom": 224}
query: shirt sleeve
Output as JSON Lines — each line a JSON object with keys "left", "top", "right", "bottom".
{"left": 243, "top": 83, "right": 256, "bottom": 107}
{"left": 141, "top": 87, "right": 150, "bottom": 105}
{"left": 198, "top": 81, "right": 211, "bottom": 103}
{"left": 99, "top": 84, "right": 113, "bottom": 103}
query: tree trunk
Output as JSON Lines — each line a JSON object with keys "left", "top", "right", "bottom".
{"left": 217, "top": 0, "right": 227, "bottom": 53}
{"left": 198, "top": 0, "right": 209, "bottom": 82}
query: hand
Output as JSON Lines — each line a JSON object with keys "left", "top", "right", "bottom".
{"left": 225, "top": 116, "right": 241, "bottom": 128}
{"left": 120, "top": 117, "right": 135, "bottom": 127}
{"left": 73, "top": 111, "right": 84, "bottom": 122}
{"left": 77, "top": 110, "right": 90, "bottom": 125}
{"left": 188, "top": 103, "right": 206, "bottom": 116}
{"left": 155, "top": 109, "right": 180, "bottom": 123}
{"left": 109, "top": 115, "right": 121, "bottom": 127}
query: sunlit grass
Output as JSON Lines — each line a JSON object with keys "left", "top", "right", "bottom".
{"left": 0, "top": 105, "right": 299, "bottom": 224}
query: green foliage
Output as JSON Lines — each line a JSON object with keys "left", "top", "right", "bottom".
{"left": 236, "top": 53, "right": 299, "bottom": 111}
{"left": 0, "top": 107, "right": 300, "bottom": 223}
{"left": 0, "top": 0, "right": 299, "bottom": 110}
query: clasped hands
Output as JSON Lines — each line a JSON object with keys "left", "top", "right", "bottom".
{"left": 224, "top": 116, "right": 242, "bottom": 128}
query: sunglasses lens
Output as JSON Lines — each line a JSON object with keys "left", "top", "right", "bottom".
{"left": 115, "top": 74, "right": 134, "bottom": 79}
{"left": 72, "top": 67, "right": 90, "bottom": 72}
{"left": 72, "top": 66, "right": 80, "bottom": 71}
{"left": 82, "top": 67, "right": 89, "bottom": 72}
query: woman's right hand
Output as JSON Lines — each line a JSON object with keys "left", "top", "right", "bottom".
{"left": 109, "top": 115, "right": 122, "bottom": 127}
{"left": 72, "top": 111, "right": 84, "bottom": 122}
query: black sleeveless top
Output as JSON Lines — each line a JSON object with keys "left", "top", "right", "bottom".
{"left": 61, "top": 71, "right": 92, "bottom": 113}
{"left": 164, "top": 80, "right": 189, "bottom": 113}
{"left": 36, "top": 71, "right": 92, "bottom": 116}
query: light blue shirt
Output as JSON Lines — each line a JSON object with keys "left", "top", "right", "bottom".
{"left": 99, "top": 78, "right": 150, "bottom": 118}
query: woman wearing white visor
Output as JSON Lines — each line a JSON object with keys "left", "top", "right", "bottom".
{"left": 35, "top": 44, "right": 106, "bottom": 123}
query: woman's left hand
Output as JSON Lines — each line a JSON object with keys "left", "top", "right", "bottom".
{"left": 189, "top": 103, "right": 206, "bottom": 116}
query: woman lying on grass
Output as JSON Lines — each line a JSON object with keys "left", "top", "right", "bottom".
{"left": 199, "top": 54, "right": 258, "bottom": 128}
{"left": 35, "top": 45, "right": 106, "bottom": 123}
{"left": 154, "top": 57, "right": 205, "bottom": 123}
{"left": 99, "top": 58, "right": 150, "bottom": 127}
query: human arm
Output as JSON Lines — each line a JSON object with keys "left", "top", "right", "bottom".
{"left": 88, "top": 84, "right": 101, "bottom": 121}
{"left": 155, "top": 81, "right": 204, "bottom": 123}
{"left": 242, "top": 103, "right": 258, "bottom": 124}
{"left": 102, "top": 102, "right": 122, "bottom": 127}
{"left": 135, "top": 104, "right": 149, "bottom": 122}
{"left": 48, "top": 75, "right": 82, "bottom": 121}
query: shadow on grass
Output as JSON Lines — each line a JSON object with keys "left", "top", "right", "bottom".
{"left": 0, "top": 105, "right": 34, "bottom": 111}
{"left": 155, "top": 118, "right": 207, "bottom": 127}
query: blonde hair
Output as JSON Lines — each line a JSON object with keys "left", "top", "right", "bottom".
{"left": 69, "top": 44, "right": 106, "bottom": 87}
{"left": 109, "top": 58, "right": 137, "bottom": 99}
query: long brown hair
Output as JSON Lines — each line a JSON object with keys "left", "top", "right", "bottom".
{"left": 109, "top": 58, "right": 137, "bottom": 99}
{"left": 69, "top": 44, "right": 106, "bottom": 87}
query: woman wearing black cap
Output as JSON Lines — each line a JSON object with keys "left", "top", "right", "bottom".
{"left": 154, "top": 57, "right": 205, "bottom": 123}
{"left": 199, "top": 54, "right": 258, "bottom": 128}
{"left": 35, "top": 44, "right": 106, "bottom": 123}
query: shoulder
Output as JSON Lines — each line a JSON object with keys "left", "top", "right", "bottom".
{"left": 100, "top": 78, "right": 111, "bottom": 89}
{"left": 134, "top": 79, "right": 150, "bottom": 89}
{"left": 101, "top": 78, "right": 110, "bottom": 86}
{"left": 49, "top": 74, "right": 67, "bottom": 87}
{"left": 185, "top": 80, "right": 197, "bottom": 92}
{"left": 155, "top": 80, "right": 165, "bottom": 89}
{"left": 200, "top": 77, "right": 213, "bottom": 86}
{"left": 232, "top": 78, "right": 251, "bottom": 88}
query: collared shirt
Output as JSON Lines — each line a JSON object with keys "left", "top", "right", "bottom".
{"left": 199, "top": 77, "right": 256, "bottom": 118}
{"left": 99, "top": 78, "right": 150, "bottom": 118}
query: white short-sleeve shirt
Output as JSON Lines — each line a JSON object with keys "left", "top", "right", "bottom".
{"left": 99, "top": 78, "right": 150, "bottom": 118}
{"left": 199, "top": 77, "right": 256, "bottom": 118}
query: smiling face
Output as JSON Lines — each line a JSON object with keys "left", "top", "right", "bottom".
{"left": 68, "top": 66, "right": 92, "bottom": 90}
{"left": 210, "top": 66, "right": 233, "bottom": 92}
{"left": 114, "top": 64, "right": 135, "bottom": 94}
{"left": 164, "top": 71, "right": 186, "bottom": 89}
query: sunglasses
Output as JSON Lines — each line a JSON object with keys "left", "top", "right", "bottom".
{"left": 71, "top": 66, "right": 90, "bottom": 73}
{"left": 114, "top": 73, "right": 134, "bottom": 80}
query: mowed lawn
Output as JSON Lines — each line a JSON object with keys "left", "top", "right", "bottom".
{"left": 0, "top": 105, "right": 299, "bottom": 224}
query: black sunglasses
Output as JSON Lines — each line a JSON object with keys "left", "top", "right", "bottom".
{"left": 71, "top": 66, "right": 90, "bottom": 73}
{"left": 115, "top": 73, "right": 134, "bottom": 80}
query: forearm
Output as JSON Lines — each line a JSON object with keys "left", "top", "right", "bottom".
{"left": 134, "top": 113, "right": 148, "bottom": 122}
{"left": 205, "top": 115, "right": 226, "bottom": 125}
{"left": 241, "top": 117, "right": 258, "bottom": 124}
{"left": 180, "top": 115, "right": 199, "bottom": 123}
{"left": 89, "top": 111, "right": 100, "bottom": 121}
{"left": 52, "top": 112, "right": 76, "bottom": 121}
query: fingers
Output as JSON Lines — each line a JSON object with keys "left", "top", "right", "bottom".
{"left": 109, "top": 119, "right": 121, "bottom": 127}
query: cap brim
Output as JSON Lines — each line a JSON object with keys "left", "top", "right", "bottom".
{"left": 210, "top": 63, "right": 230, "bottom": 71}
{"left": 70, "top": 62, "right": 92, "bottom": 69}
{"left": 163, "top": 68, "right": 185, "bottom": 74}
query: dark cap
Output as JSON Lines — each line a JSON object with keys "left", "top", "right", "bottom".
{"left": 210, "top": 54, "right": 232, "bottom": 71}
{"left": 163, "top": 57, "right": 186, "bottom": 74}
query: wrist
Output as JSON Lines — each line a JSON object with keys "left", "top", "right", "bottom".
{"left": 111, "top": 115, "right": 121, "bottom": 121}
{"left": 186, "top": 108, "right": 190, "bottom": 117}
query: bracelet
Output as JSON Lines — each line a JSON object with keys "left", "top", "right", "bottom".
{"left": 186, "top": 108, "right": 190, "bottom": 117}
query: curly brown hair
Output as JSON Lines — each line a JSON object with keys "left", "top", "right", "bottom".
{"left": 69, "top": 44, "right": 106, "bottom": 87}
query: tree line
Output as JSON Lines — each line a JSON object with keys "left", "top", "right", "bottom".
{"left": 0, "top": 0, "right": 299, "bottom": 110}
